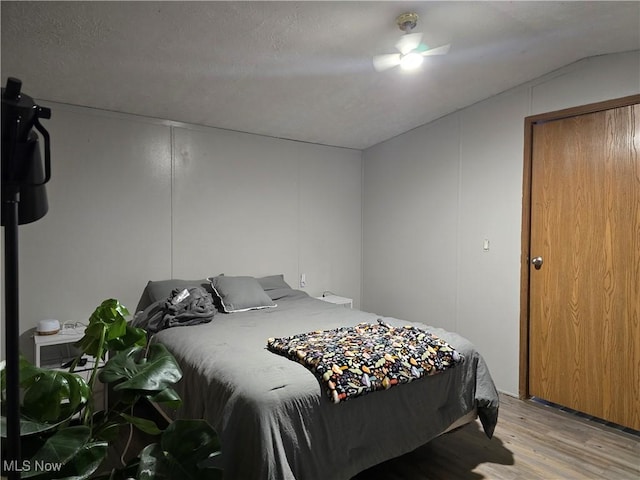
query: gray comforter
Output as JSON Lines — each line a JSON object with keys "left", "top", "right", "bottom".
{"left": 152, "top": 292, "right": 499, "bottom": 480}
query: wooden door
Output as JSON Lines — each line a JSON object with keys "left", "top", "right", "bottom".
{"left": 527, "top": 100, "right": 640, "bottom": 430}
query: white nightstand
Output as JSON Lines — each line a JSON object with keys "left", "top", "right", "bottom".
{"left": 316, "top": 294, "right": 353, "bottom": 308}
{"left": 33, "top": 326, "right": 86, "bottom": 369}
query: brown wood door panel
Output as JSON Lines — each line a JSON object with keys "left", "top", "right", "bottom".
{"left": 528, "top": 103, "right": 639, "bottom": 430}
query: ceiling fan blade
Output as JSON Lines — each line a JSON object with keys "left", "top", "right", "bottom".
{"left": 372, "top": 53, "right": 401, "bottom": 72}
{"left": 421, "top": 43, "right": 451, "bottom": 56}
{"left": 395, "top": 32, "right": 423, "bottom": 55}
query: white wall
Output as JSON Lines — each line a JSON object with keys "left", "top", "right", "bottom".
{"left": 362, "top": 51, "right": 640, "bottom": 395}
{"left": 171, "top": 126, "right": 362, "bottom": 300}
{"left": 362, "top": 115, "right": 460, "bottom": 330}
{"left": 6, "top": 105, "right": 362, "bottom": 355}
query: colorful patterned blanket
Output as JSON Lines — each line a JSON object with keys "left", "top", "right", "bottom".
{"left": 267, "top": 320, "right": 464, "bottom": 403}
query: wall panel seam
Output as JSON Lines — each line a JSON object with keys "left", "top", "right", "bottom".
{"left": 170, "top": 126, "right": 175, "bottom": 278}
{"left": 455, "top": 112, "right": 462, "bottom": 334}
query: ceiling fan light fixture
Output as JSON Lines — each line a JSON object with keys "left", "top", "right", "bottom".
{"left": 372, "top": 12, "right": 450, "bottom": 73}
{"left": 400, "top": 52, "right": 424, "bottom": 71}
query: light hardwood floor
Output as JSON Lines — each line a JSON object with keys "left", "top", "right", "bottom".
{"left": 353, "top": 393, "right": 640, "bottom": 480}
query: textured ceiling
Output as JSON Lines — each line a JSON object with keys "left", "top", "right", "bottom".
{"left": 2, "top": 1, "right": 639, "bottom": 150}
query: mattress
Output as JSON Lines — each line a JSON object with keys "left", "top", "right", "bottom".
{"left": 151, "top": 292, "right": 499, "bottom": 480}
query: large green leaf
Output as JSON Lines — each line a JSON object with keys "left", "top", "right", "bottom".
{"left": 1, "top": 359, "right": 80, "bottom": 437}
{"left": 134, "top": 420, "right": 223, "bottom": 480}
{"left": 0, "top": 357, "right": 90, "bottom": 424}
{"left": 21, "top": 426, "right": 91, "bottom": 478}
{"left": 120, "top": 413, "right": 162, "bottom": 436}
{"left": 99, "top": 344, "right": 182, "bottom": 394}
{"left": 146, "top": 386, "right": 182, "bottom": 409}
{"left": 74, "top": 299, "right": 146, "bottom": 360}
{"left": 22, "top": 369, "right": 90, "bottom": 422}
{"left": 54, "top": 440, "right": 108, "bottom": 480}
{"left": 137, "top": 443, "right": 177, "bottom": 480}
{"left": 160, "top": 420, "right": 221, "bottom": 469}
{"left": 25, "top": 440, "right": 109, "bottom": 480}
{"left": 0, "top": 414, "right": 72, "bottom": 438}
{"left": 107, "top": 325, "right": 147, "bottom": 352}
{"left": 73, "top": 322, "right": 108, "bottom": 361}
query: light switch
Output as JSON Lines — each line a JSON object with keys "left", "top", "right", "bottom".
{"left": 483, "top": 239, "right": 490, "bottom": 251}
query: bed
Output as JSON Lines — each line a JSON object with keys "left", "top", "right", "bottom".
{"left": 133, "top": 275, "right": 499, "bottom": 480}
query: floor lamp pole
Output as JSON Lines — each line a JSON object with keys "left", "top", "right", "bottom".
{"left": 3, "top": 186, "right": 22, "bottom": 480}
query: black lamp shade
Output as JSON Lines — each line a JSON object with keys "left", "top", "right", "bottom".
{"left": 1, "top": 77, "right": 50, "bottom": 225}
{"left": 1, "top": 131, "right": 49, "bottom": 225}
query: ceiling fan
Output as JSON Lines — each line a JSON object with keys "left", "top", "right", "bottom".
{"left": 373, "top": 13, "right": 450, "bottom": 72}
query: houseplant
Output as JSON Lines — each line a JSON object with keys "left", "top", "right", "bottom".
{"left": 0, "top": 299, "right": 222, "bottom": 479}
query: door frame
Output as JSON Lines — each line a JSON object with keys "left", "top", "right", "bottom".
{"left": 518, "top": 93, "right": 640, "bottom": 399}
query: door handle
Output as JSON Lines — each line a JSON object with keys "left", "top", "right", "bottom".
{"left": 531, "top": 256, "right": 543, "bottom": 270}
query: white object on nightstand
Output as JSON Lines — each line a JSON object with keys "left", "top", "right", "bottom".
{"left": 316, "top": 294, "right": 353, "bottom": 308}
{"left": 36, "top": 318, "right": 61, "bottom": 335}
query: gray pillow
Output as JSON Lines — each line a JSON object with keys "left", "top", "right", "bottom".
{"left": 256, "top": 274, "right": 309, "bottom": 301}
{"left": 257, "top": 274, "right": 291, "bottom": 291}
{"left": 209, "top": 276, "right": 277, "bottom": 313}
